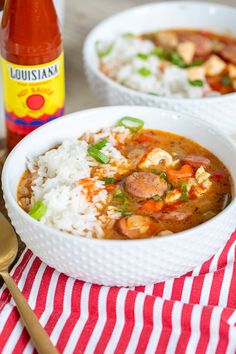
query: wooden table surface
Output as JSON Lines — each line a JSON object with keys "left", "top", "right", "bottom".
{"left": 0, "top": 0, "right": 236, "bottom": 278}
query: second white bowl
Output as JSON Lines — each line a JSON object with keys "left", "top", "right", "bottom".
{"left": 84, "top": 1, "right": 236, "bottom": 139}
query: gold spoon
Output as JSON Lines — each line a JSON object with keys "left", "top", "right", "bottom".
{"left": 0, "top": 212, "right": 59, "bottom": 354}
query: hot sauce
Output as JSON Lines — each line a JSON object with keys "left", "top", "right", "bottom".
{"left": 0, "top": 0, "right": 65, "bottom": 151}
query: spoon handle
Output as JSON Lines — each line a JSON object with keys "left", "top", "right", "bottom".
{"left": 0, "top": 271, "right": 59, "bottom": 354}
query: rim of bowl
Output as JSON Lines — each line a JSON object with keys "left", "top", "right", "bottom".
{"left": 2, "top": 105, "right": 236, "bottom": 246}
{"left": 83, "top": 0, "right": 236, "bottom": 103}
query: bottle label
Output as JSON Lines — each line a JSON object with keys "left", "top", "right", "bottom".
{"left": 1, "top": 52, "right": 65, "bottom": 135}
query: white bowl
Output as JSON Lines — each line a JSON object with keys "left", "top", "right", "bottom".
{"left": 2, "top": 106, "right": 236, "bottom": 286}
{"left": 83, "top": 1, "right": 236, "bottom": 139}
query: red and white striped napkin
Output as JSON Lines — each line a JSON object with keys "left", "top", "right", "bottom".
{"left": 0, "top": 231, "right": 236, "bottom": 354}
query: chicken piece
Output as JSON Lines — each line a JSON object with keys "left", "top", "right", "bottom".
{"left": 115, "top": 215, "right": 156, "bottom": 239}
{"left": 156, "top": 31, "right": 178, "bottom": 49}
{"left": 138, "top": 147, "right": 172, "bottom": 169}
{"left": 192, "top": 179, "right": 212, "bottom": 197}
{"left": 228, "top": 64, "right": 236, "bottom": 79}
{"left": 177, "top": 41, "right": 196, "bottom": 65}
{"left": 186, "top": 178, "right": 197, "bottom": 192}
{"left": 127, "top": 148, "right": 145, "bottom": 168}
{"left": 182, "top": 155, "right": 210, "bottom": 169}
{"left": 220, "top": 44, "right": 236, "bottom": 65}
{"left": 161, "top": 210, "right": 192, "bottom": 222}
{"left": 165, "top": 189, "right": 182, "bottom": 203}
{"left": 187, "top": 66, "right": 206, "bottom": 81}
{"left": 195, "top": 166, "right": 211, "bottom": 184}
{"left": 159, "top": 59, "right": 173, "bottom": 72}
{"left": 178, "top": 33, "right": 213, "bottom": 57}
{"left": 125, "top": 172, "right": 168, "bottom": 199}
{"left": 158, "top": 230, "right": 173, "bottom": 236}
{"left": 204, "top": 55, "right": 226, "bottom": 77}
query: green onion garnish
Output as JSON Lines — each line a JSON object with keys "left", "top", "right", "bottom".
{"left": 188, "top": 59, "right": 204, "bottom": 67}
{"left": 160, "top": 171, "right": 167, "bottom": 180}
{"left": 171, "top": 52, "right": 186, "bottom": 68}
{"left": 120, "top": 210, "right": 133, "bottom": 217}
{"left": 103, "top": 177, "right": 116, "bottom": 184}
{"left": 180, "top": 192, "right": 189, "bottom": 202}
{"left": 95, "top": 41, "right": 114, "bottom": 58}
{"left": 153, "top": 194, "right": 162, "bottom": 201}
{"left": 138, "top": 67, "right": 151, "bottom": 77}
{"left": 160, "top": 171, "right": 173, "bottom": 188}
{"left": 28, "top": 201, "right": 47, "bottom": 221}
{"left": 117, "top": 116, "right": 144, "bottom": 133}
{"left": 93, "top": 139, "right": 108, "bottom": 150}
{"left": 188, "top": 79, "right": 204, "bottom": 87}
{"left": 221, "top": 76, "right": 232, "bottom": 86}
{"left": 114, "top": 188, "right": 124, "bottom": 198}
{"left": 114, "top": 188, "right": 129, "bottom": 208}
{"left": 148, "top": 92, "right": 159, "bottom": 96}
{"left": 150, "top": 47, "right": 165, "bottom": 59}
{"left": 88, "top": 146, "right": 109, "bottom": 164}
{"left": 137, "top": 53, "right": 149, "bottom": 60}
{"left": 181, "top": 182, "right": 188, "bottom": 193}
{"left": 122, "top": 32, "right": 135, "bottom": 38}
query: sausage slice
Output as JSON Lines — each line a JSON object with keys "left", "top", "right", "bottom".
{"left": 220, "top": 44, "right": 236, "bottom": 65}
{"left": 178, "top": 33, "right": 213, "bottom": 57}
{"left": 124, "top": 172, "right": 168, "bottom": 199}
{"left": 115, "top": 215, "right": 156, "bottom": 239}
{"left": 182, "top": 155, "right": 210, "bottom": 169}
{"left": 161, "top": 210, "right": 192, "bottom": 222}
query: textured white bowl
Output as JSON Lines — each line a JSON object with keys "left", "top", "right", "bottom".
{"left": 2, "top": 106, "right": 236, "bottom": 286}
{"left": 84, "top": 1, "right": 236, "bottom": 139}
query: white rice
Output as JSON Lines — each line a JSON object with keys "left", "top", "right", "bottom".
{"left": 98, "top": 36, "right": 220, "bottom": 99}
{"left": 27, "top": 127, "right": 130, "bottom": 238}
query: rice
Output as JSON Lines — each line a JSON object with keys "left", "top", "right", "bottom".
{"left": 98, "top": 35, "right": 220, "bottom": 99}
{"left": 21, "top": 126, "right": 130, "bottom": 238}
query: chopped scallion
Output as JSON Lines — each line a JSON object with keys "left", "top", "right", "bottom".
{"left": 117, "top": 116, "right": 144, "bottom": 133}
{"left": 150, "top": 47, "right": 164, "bottom": 59}
{"left": 160, "top": 171, "right": 167, "bottom": 180}
{"left": 221, "top": 76, "right": 232, "bottom": 86}
{"left": 188, "top": 79, "right": 204, "bottom": 87}
{"left": 187, "top": 59, "right": 204, "bottom": 67}
{"left": 114, "top": 188, "right": 124, "bottom": 198}
{"left": 120, "top": 210, "right": 133, "bottom": 217}
{"left": 180, "top": 192, "right": 189, "bottom": 202}
{"left": 95, "top": 41, "right": 114, "bottom": 58}
{"left": 148, "top": 92, "right": 159, "bottom": 96}
{"left": 138, "top": 67, "right": 151, "bottom": 77}
{"left": 87, "top": 146, "right": 109, "bottom": 164}
{"left": 181, "top": 182, "right": 188, "bottom": 193}
{"left": 171, "top": 52, "right": 186, "bottom": 68}
{"left": 103, "top": 177, "right": 116, "bottom": 184}
{"left": 153, "top": 194, "right": 162, "bottom": 201}
{"left": 28, "top": 201, "right": 47, "bottom": 221}
{"left": 122, "top": 32, "right": 135, "bottom": 38}
{"left": 94, "top": 139, "right": 108, "bottom": 150}
{"left": 137, "top": 53, "right": 149, "bottom": 60}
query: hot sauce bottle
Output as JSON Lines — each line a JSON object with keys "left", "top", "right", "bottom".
{"left": 0, "top": 0, "right": 65, "bottom": 151}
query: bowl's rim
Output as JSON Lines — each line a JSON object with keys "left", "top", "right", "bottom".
{"left": 83, "top": 0, "right": 236, "bottom": 103}
{"left": 2, "top": 105, "right": 236, "bottom": 246}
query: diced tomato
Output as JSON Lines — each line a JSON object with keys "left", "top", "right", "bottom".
{"left": 166, "top": 164, "right": 194, "bottom": 181}
{"left": 139, "top": 199, "right": 164, "bottom": 213}
{"left": 135, "top": 133, "right": 158, "bottom": 144}
{"left": 212, "top": 169, "right": 227, "bottom": 182}
{"left": 105, "top": 184, "right": 117, "bottom": 193}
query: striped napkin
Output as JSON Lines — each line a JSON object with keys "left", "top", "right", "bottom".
{"left": 0, "top": 232, "right": 236, "bottom": 354}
